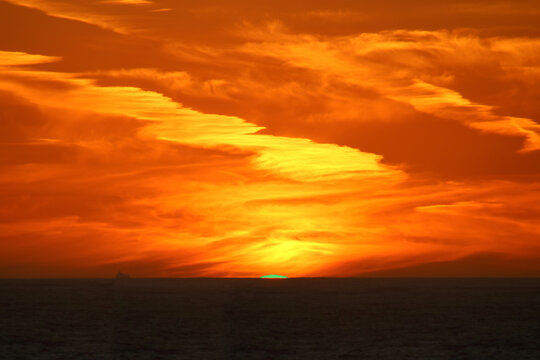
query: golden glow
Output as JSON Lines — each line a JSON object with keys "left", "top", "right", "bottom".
{"left": 0, "top": 1, "right": 539, "bottom": 277}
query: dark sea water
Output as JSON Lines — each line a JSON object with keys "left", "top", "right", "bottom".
{"left": 1, "top": 278, "right": 539, "bottom": 359}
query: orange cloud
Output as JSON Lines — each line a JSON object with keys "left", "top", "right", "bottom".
{"left": 0, "top": 2, "right": 539, "bottom": 277}
{"left": 239, "top": 28, "right": 540, "bottom": 151}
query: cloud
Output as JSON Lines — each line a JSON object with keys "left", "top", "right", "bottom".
{"left": 3, "top": 0, "right": 131, "bottom": 34}
{"left": 239, "top": 28, "right": 540, "bottom": 151}
{"left": 83, "top": 32, "right": 539, "bottom": 180}
{"left": 0, "top": 4, "right": 539, "bottom": 277}
{"left": 1, "top": 53, "right": 397, "bottom": 182}
{"left": 0, "top": 51, "right": 401, "bottom": 276}
{"left": 0, "top": 51, "right": 59, "bottom": 66}
{"left": 100, "top": 0, "right": 152, "bottom": 5}
{"left": 357, "top": 252, "right": 540, "bottom": 278}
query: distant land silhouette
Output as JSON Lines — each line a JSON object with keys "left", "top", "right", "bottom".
{"left": 115, "top": 272, "right": 130, "bottom": 279}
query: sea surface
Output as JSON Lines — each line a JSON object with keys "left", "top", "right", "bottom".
{"left": 1, "top": 278, "right": 539, "bottom": 359}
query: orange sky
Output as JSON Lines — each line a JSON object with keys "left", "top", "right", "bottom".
{"left": 0, "top": 0, "right": 539, "bottom": 277}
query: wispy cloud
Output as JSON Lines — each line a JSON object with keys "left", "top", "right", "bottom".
{"left": 100, "top": 0, "right": 152, "bottom": 5}
{"left": 239, "top": 27, "right": 540, "bottom": 151}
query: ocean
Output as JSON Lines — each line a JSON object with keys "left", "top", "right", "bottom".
{"left": 1, "top": 278, "right": 539, "bottom": 359}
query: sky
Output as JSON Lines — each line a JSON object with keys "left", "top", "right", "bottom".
{"left": 0, "top": 0, "right": 539, "bottom": 277}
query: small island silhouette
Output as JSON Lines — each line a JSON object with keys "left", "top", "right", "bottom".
{"left": 115, "top": 272, "right": 131, "bottom": 279}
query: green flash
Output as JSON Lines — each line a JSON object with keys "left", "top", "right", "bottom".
{"left": 260, "top": 274, "right": 288, "bottom": 279}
